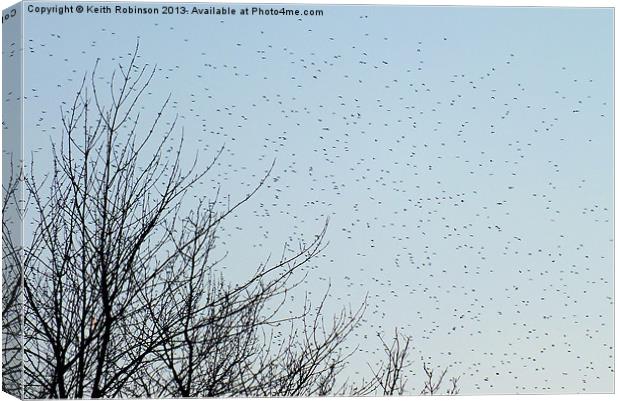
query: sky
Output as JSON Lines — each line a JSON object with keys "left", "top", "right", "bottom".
{"left": 11, "top": 2, "right": 614, "bottom": 394}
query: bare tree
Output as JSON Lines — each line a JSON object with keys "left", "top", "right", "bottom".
{"left": 18, "top": 43, "right": 363, "bottom": 399}
{"left": 361, "top": 329, "right": 460, "bottom": 397}
{"left": 369, "top": 329, "right": 412, "bottom": 396}
{"left": 2, "top": 160, "right": 23, "bottom": 397}
{"left": 14, "top": 43, "right": 461, "bottom": 398}
{"left": 420, "top": 362, "right": 460, "bottom": 396}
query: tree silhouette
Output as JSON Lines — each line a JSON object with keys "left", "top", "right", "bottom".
{"left": 2, "top": 159, "right": 23, "bottom": 398}
{"left": 7, "top": 44, "right": 460, "bottom": 398}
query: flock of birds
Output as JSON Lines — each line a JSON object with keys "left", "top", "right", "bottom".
{"left": 15, "top": 7, "right": 613, "bottom": 395}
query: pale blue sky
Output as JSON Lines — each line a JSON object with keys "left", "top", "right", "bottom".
{"left": 17, "top": 3, "right": 613, "bottom": 394}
